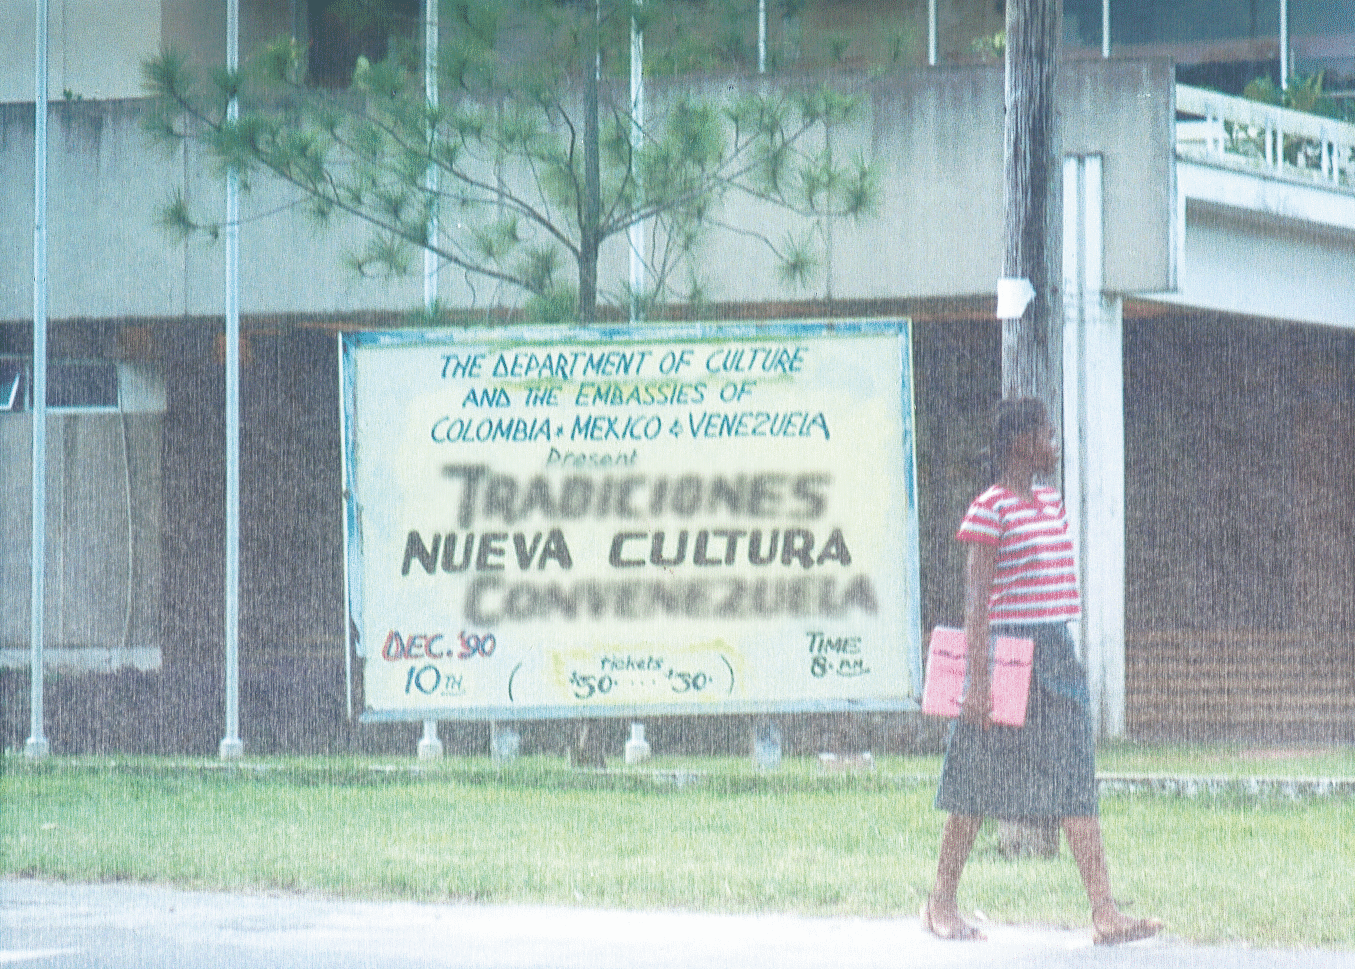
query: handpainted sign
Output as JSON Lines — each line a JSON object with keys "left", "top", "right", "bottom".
{"left": 340, "top": 321, "right": 922, "bottom": 721}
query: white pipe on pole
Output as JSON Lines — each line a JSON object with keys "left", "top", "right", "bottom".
{"left": 1279, "top": 0, "right": 1289, "bottom": 89}
{"left": 628, "top": 3, "right": 644, "bottom": 322}
{"left": 927, "top": 0, "right": 937, "bottom": 66}
{"left": 26, "top": 0, "right": 50, "bottom": 760}
{"left": 418, "top": 0, "right": 444, "bottom": 762}
{"left": 1102, "top": 0, "right": 1110, "bottom": 58}
{"left": 220, "top": 0, "right": 244, "bottom": 761}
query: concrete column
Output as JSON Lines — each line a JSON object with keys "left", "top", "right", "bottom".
{"left": 1062, "top": 154, "right": 1126, "bottom": 738}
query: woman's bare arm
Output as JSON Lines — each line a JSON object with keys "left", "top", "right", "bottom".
{"left": 959, "top": 542, "right": 996, "bottom": 728}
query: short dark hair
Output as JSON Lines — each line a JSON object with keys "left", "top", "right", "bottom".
{"left": 988, "top": 397, "right": 1046, "bottom": 478}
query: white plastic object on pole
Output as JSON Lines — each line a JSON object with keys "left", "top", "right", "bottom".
{"left": 995, "top": 277, "right": 1036, "bottom": 320}
{"left": 927, "top": 0, "right": 936, "bottom": 66}
{"left": 1279, "top": 0, "right": 1289, "bottom": 89}
{"left": 220, "top": 0, "right": 244, "bottom": 761}
{"left": 420, "top": 0, "right": 443, "bottom": 760}
{"left": 628, "top": 2, "right": 644, "bottom": 322}
{"left": 25, "top": 0, "right": 50, "bottom": 760}
{"left": 1102, "top": 0, "right": 1110, "bottom": 58}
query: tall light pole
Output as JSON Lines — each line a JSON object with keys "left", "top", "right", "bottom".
{"left": 220, "top": 0, "right": 244, "bottom": 761}
{"left": 26, "top": 0, "right": 51, "bottom": 760}
{"left": 928, "top": 0, "right": 937, "bottom": 66}
{"left": 629, "top": 0, "right": 644, "bottom": 322}
{"left": 758, "top": 0, "right": 766, "bottom": 73}
{"left": 418, "top": 0, "right": 444, "bottom": 760}
{"left": 1279, "top": 0, "right": 1289, "bottom": 89}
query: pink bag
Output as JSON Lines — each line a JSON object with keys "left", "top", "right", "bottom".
{"left": 921, "top": 626, "right": 1034, "bottom": 727}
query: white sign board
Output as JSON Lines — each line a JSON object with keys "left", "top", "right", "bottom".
{"left": 340, "top": 321, "right": 922, "bottom": 721}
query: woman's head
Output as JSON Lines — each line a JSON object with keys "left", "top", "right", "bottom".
{"left": 989, "top": 397, "right": 1055, "bottom": 480}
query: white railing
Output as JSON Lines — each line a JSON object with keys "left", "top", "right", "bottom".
{"left": 1176, "top": 83, "right": 1355, "bottom": 193}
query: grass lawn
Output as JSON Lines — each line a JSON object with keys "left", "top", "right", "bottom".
{"left": 3, "top": 749, "right": 1353, "bottom": 949}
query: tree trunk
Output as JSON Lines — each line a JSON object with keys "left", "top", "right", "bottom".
{"left": 1001, "top": 0, "right": 1063, "bottom": 425}
{"left": 1000, "top": 0, "right": 1063, "bottom": 861}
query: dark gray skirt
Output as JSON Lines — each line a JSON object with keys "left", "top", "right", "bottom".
{"left": 934, "top": 623, "right": 1098, "bottom": 819}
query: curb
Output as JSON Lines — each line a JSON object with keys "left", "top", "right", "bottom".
{"left": 1097, "top": 773, "right": 1355, "bottom": 799}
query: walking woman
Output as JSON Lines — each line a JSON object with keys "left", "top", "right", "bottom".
{"left": 922, "top": 398, "right": 1162, "bottom": 945}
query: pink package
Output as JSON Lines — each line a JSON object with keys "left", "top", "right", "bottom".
{"left": 921, "top": 627, "right": 968, "bottom": 720}
{"left": 921, "top": 626, "right": 1034, "bottom": 727}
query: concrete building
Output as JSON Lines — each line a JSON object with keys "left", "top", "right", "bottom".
{"left": 2, "top": 0, "right": 1354, "bottom": 753}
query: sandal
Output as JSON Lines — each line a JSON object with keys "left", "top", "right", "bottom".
{"left": 1093, "top": 915, "right": 1163, "bottom": 946}
{"left": 921, "top": 900, "right": 986, "bottom": 942}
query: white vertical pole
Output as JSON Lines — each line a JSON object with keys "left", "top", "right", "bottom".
{"left": 757, "top": 0, "right": 766, "bottom": 73}
{"left": 26, "top": 0, "right": 50, "bottom": 760}
{"left": 927, "top": 0, "right": 937, "bottom": 65}
{"left": 1279, "top": 0, "right": 1289, "bottom": 89}
{"left": 1062, "top": 155, "right": 1124, "bottom": 739}
{"left": 423, "top": 0, "right": 439, "bottom": 313}
{"left": 1061, "top": 156, "right": 1083, "bottom": 666}
{"left": 628, "top": 2, "right": 644, "bottom": 323}
{"left": 1102, "top": 0, "right": 1110, "bottom": 58}
{"left": 220, "top": 0, "right": 244, "bottom": 761}
{"left": 418, "top": 0, "right": 444, "bottom": 762}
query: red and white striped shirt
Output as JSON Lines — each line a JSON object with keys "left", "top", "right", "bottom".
{"left": 955, "top": 484, "right": 1080, "bottom": 624}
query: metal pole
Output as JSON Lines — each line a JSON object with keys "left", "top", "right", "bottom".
{"left": 1279, "top": 0, "right": 1289, "bottom": 89}
{"left": 757, "top": 0, "right": 766, "bottom": 73}
{"left": 220, "top": 0, "right": 244, "bottom": 761}
{"left": 628, "top": 2, "right": 644, "bottom": 322}
{"left": 418, "top": 0, "right": 444, "bottom": 762}
{"left": 1102, "top": 0, "right": 1110, "bottom": 58}
{"left": 928, "top": 0, "right": 937, "bottom": 66}
{"left": 26, "top": 0, "right": 50, "bottom": 760}
{"left": 423, "top": 0, "right": 439, "bottom": 312}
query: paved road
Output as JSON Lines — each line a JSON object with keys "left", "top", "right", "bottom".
{"left": 3, "top": 879, "right": 1352, "bottom": 969}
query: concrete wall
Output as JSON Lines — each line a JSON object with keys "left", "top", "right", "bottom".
{"left": 0, "top": 0, "right": 162, "bottom": 104}
{"left": 850, "top": 58, "right": 1174, "bottom": 300}
{"left": 0, "top": 0, "right": 995, "bottom": 105}
{"left": 0, "top": 59, "right": 1176, "bottom": 323}
{"left": 0, "top": 0, "right": 295, "bottom": 105}
{"left": 1140, "top": 160, "right": 1355, "bottom": 331}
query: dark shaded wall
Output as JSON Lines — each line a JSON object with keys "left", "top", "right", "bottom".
{"left": 158, "top": 322, "right": 226, "bottom": 754}
{"left": 913, "top": 317, "right": 1003, "bottom": 635}
{"left": 158, "top": 322, "right": 412, "bottom": 755}
{"left": 1124, "top": 311, "right": 1355, "bottom": 742}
